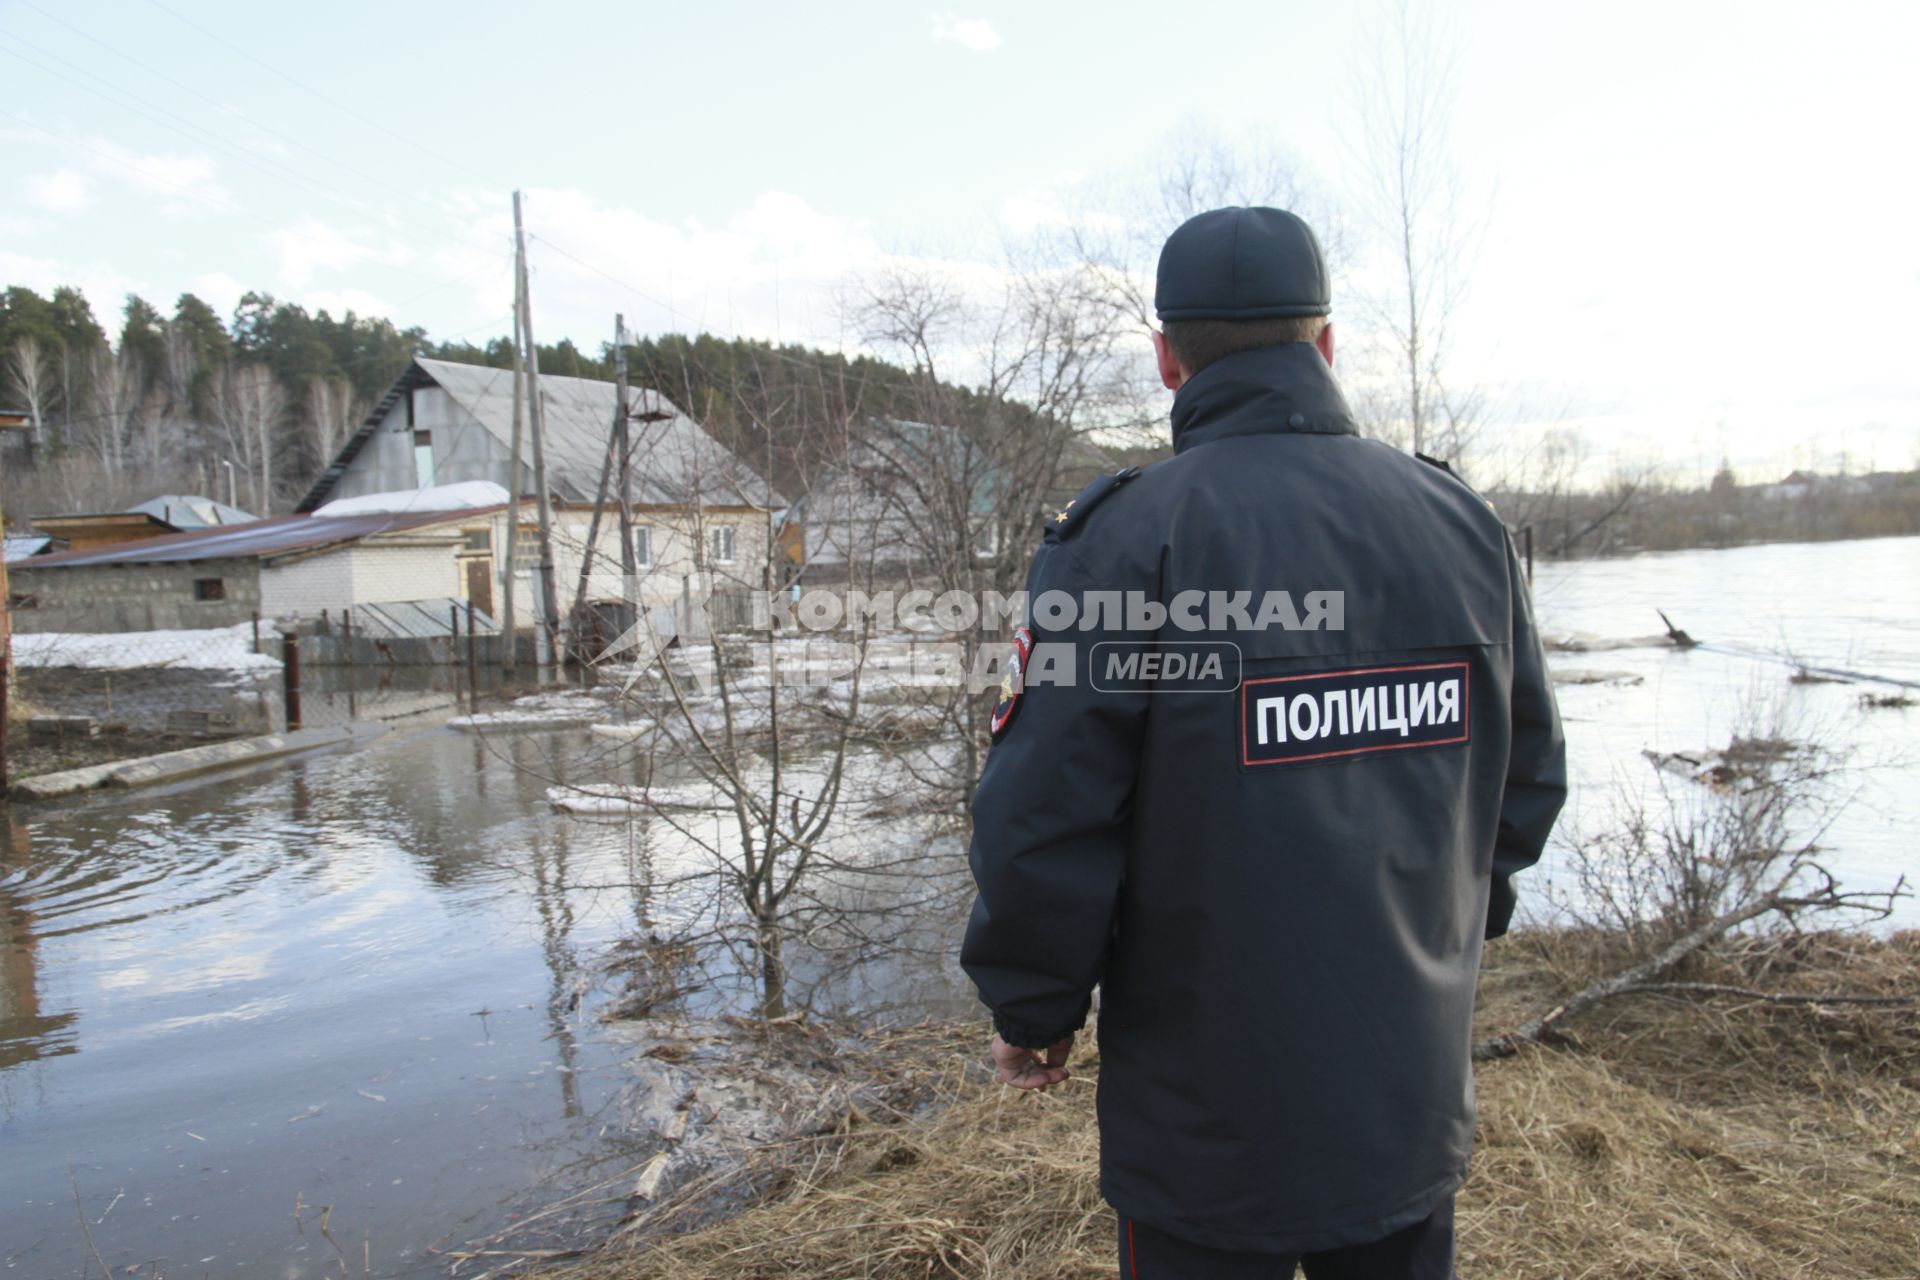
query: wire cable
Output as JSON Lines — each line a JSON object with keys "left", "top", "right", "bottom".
{"left": 140, "top": 0, "right": 494, "bottom": 187}
{"left": 15, "top": 0, "right": 438, "bottom": 213}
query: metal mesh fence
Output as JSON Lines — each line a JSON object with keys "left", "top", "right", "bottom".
{"left": 11, "top": 621, "right": 283, "bottom": 737}
{"left": 3, "top": 592, "right": 768, "bottom": 782}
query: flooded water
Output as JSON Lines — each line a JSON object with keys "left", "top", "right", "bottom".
{"left": 1, "top": 534, "right": 1915, "bottom": 1277}
{"left": 0, "top": 730, "right": 673, "bottom": 1277}
{"left": 1532, "top": 534, "right": 1918, "bottom": 927}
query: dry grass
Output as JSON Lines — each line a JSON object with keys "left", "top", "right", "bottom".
{"left": 550, "top": 931, "right": 1920, "bottom": 1279}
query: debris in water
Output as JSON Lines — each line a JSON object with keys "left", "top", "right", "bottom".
{"left": 1656, "top": 609, "right": 1697, "bottom": 649}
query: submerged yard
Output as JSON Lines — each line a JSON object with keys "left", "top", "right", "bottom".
{"left": 3, "top": 536, "right": 1918, "bottom": 1276}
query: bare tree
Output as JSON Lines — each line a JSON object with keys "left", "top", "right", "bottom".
{"left": 6, "top": 336, "right": 54, "bottom": 460}
{"left": 82, "top": 345, "right": 144, "bottom": 474}
{"left": 1478, "top": 698, "right": 1908, "bottom": 1059}
{"left": 305, "top": 375, "right": 360, "bottom": 478}
{"left": 845, "top": 250, "right": 1138, "bottom": 805}
{"left": 208, "top": 362, "right": 286, "bottom": 513}
{"left": 1350, "top": 0, "right": 1481, "bottom": 458}
{"left": 534, "top": 346, "right": 941, "bottom": 1021}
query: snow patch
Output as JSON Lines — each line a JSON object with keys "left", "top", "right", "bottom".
{"left": 447, "top": 690, "right": 608, "bottom": 733}
{"left": 313, "top": 481, "right": 509, "bottom": 518}
{"left": 12, "top": 622, "right": 280, "bottom": 672}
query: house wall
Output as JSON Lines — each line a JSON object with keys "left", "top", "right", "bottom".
{"left": 488, "top": 506, "right": 773, "bottom": 627}
{"left": 9, "top": 558, "right": 263, "bottom": 633}
{"left": 259, "top": 540, "right": 463, "bottom": 619}
{"left": 347, "top": 542, "right": 462, "bottom": 605}
{"left": 327, "top": 384, "right": 521, "bottom": 502}
{"left": 258, "top": 550, "right": 352, "bottom": 618}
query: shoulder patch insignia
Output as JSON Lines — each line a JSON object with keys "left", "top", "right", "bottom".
{"left": 988, "top": 626, "right": 1034, "bottom": 740}
{"left": 1415, "top": 451, "right": 1498, "bottom": 514}
{"left": 1044, "top": 466, "right": 1141, "bottom": 542}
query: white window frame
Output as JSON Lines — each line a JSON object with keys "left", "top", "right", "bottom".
{"left": 633, "top": 524, "right": 653, "bottom": 568}
{"left": 412, "top": 429, "right": 435, "bottom": 488}
{"left": 513, "top": 524, "right": 540, "bottom": 569}
{"left": 709, "top": 524, "right": 737, "bottom": 565}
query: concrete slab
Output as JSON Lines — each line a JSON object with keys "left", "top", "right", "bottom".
{"left": 11, "top": 723, "right": 389, "bottom": 800}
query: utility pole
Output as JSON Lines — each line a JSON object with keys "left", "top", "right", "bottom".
{"left": 566, "top": 374, "right": 625, "bottom": 636}
{"left": 614, "top": 314, "right": 638, "bottom": 591}
{"left": 499, "top": 252, "right": 527, "bottom": 674}
{"left": 513, "top": 189, "right": 562, "bottom": 669}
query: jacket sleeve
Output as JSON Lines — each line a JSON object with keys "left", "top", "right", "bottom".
{"left": 961, "top": 542, "right": 1150, "bottom": 1048}
{"left": 1487, "top": 534, "right": 1568, "bottom": 939}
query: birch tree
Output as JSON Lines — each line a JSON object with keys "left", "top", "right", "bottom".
{"left": 83, "top": 345, "right": 144, "bottom": 473}
{"left": 209, "top": 362, "right": 286, "bottom": 513}
{"left": 6, "top": 336, "right": 53, "bottom": 460}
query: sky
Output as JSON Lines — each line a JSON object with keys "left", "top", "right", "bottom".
{"left": 4, "top": 0, "right": 1918, "bottom": 484}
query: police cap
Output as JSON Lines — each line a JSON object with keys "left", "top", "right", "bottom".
{"left": 1154, "top": 206, "right": 1331, "bottom": 322}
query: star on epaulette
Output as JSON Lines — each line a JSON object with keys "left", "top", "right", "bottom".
{"left": 1043, "top": 467, "right": 1141, "bottom": 542}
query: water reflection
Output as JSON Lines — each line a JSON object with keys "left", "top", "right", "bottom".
{"left": 1, "top": 811, "right": 81, "bottom": 1076}
{"left": 0, "top": 727, "right": 651, "bottom": 1277}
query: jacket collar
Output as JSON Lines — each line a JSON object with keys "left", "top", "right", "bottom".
{"left": 1169, "top": 342, "right": 1359, "bottom": 454}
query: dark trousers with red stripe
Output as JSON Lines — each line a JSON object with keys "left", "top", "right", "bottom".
{"left": 1118, "top": 1196, "right": 1456, "bottom": 1280}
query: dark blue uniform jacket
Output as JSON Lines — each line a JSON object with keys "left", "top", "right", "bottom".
{"left": 961, "top": 341, "right": 1567, "bottom": 1254}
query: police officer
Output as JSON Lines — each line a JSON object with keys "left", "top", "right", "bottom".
{"left": 961, "top": 206, "right": 1567, "bottom": 1279}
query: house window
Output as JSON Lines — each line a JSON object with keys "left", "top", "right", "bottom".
{"left": 514, "top": 525, "right": 540, "bottom": 567}
{"left": 413, "top": 429, "right": 435, "bottom": 488}
{"left": 633, "top": 525, "right": 652, "bottom": 567}
{"left": 462, "top": 529, "right": 492, "bottom": 554}
{"left": 973, "top": 518, "right": 999, "bottom": 559}
{"left": 709, "top": 524, "right": 736, "bottom": 564}
{"left": 194, "top": 578, "right": 226, "bottom": 601}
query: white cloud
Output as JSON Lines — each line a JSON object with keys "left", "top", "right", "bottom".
{"left": 27, "top": 169, "right": 90, "bottom": 213}
{"left": 0, "top": 251, "right": 143, "bottom": 315}
{"left": 931, "top": 13, "right": 1001, "bottom": 52}
{"left": 436, "top": 186, "right": 893, "bottom": 349}
{"left": 302, "top": 287, "right": 393, "bottom": 319}
{"left": 264, "top": 217, "right": 411, "bottom": 286}
{"left": 81, "top": 140, "right": 230, "bottom": 214}
{"left": 997, "top": 194, "right": 1071, "bottom": 233}
{"left": 188, "top": 271, "right": 246, "bottom": 317}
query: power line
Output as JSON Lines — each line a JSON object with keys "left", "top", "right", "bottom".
{"left": 14, "top": 0, "right": 436, "bottom": 213}
{"left": 0, "top": 34, "right": 498, "bottom": 297}
{"left": 0, "top": 33, "right": 373, "bottom": 218}
{"left": 140, "top": 0, "right": 494, "bottom": 187}
{"left": 524, "top": 229, "right": 913, "bottom": 395}
{"left": 2, "top": 106, "right": 273, "bottom": 225}
{"left": 527, "top": 232, "right": 691, "bottom": 334}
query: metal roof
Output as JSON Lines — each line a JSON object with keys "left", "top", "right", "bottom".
{"left": 13, "top": 506, "right": 503, "bottom": 570}
{"left": 4, "top": 534, "right": 52, "bottom": 562}
{"left": 127, "top": 494, "right": 258, "bottom": 529}
{"left": 297, "top": 357, "right": 782, "bottom": 512}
